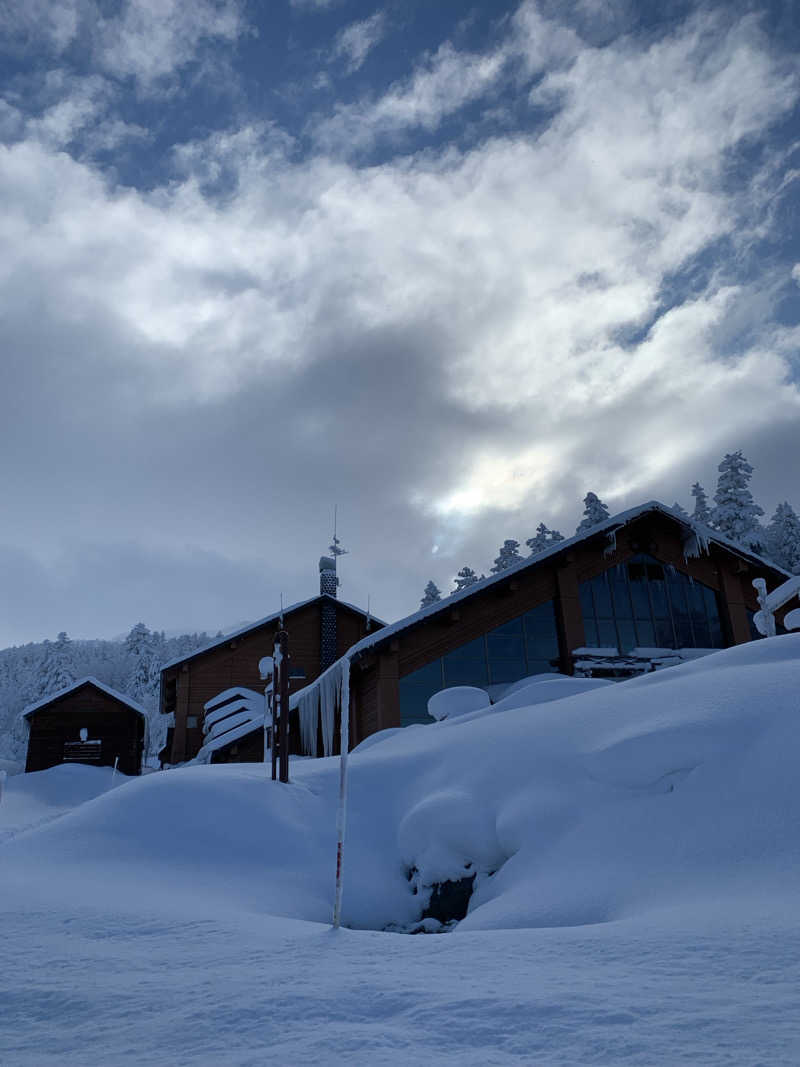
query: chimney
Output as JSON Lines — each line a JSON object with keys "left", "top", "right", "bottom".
{"left": 319, "top": 556, "right": 338, "bottom": 670}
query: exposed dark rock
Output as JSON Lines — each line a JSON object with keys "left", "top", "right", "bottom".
{"left": 421, "top": 873, "right": 476, "bottom": 924}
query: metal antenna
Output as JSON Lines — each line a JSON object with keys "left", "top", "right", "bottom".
{"left": 279, "top": 592, "right": 284, "bottom": 629}
{"left": 329, "top": 504, "right": 348, "bottom": 559}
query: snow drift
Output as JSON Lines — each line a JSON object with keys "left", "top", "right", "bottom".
{"left": 3, "top": 635, "right": 799, "bottom": 933}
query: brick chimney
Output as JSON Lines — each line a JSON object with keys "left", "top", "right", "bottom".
{"left": 319, "top": 555, "right": 338, "bottom": 669}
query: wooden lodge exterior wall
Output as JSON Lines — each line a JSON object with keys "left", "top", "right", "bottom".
{"left": 25, "top": 682, "right": 145, "bottom": 776}
{"left": 162, "top": 597, "right": 377, "bottom": 763}
{"left": 349, "top": 512, "right": 786, "bottom": 739}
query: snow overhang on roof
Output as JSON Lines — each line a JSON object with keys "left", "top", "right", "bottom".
{"left": 160, "top": 594, "right": 384, "bottom": 673}
{"left": 21, "top": 676, "right": 149, "bottom": 719}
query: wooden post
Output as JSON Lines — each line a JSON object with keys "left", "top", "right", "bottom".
{"left": 270, "top": 673, "right": 278, "bottom": 782}
{"left": 277, "top": 630, "right": 290, "bottom": 784}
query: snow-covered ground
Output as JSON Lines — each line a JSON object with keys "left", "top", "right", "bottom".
{"left": 2, "top": 635, "right": 800, "bottom": 1064}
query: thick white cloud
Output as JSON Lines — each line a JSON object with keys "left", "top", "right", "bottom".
{"left": 0, "top": 2, "right": 798, "bottom": 641}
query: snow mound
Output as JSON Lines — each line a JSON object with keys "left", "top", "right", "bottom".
{"left": 2, "top": 635, "right": 799, "bottom": 935}
{"left": 0, "top": 763, "right": 126, "bottom": 842}
{"left": 427, "top": 686, "right": 489, "bottom": 720}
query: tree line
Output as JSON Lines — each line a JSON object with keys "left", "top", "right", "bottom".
{"left": 420, "top": 450, "right": 800, "bottom": 608}
{"left": 0, "top": 625, "right": 213, "bottom": 763}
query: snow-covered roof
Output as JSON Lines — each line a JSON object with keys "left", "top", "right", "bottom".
{"left": 161, "top": 594, "right": 383, "bottom": 672}
{"left": 21, "top": 677, "right": 149, "bottom": 719}
{"left": 289, "top": 500, "right": 791, "bottom": 710}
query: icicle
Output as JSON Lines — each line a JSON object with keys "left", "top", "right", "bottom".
{"left": 298, "top": 688, "right": 319, "bottom": 756}
{"left": 681, "top": 519, "right": 710, "bottom": 561}
{"left": 604, "top": 528, "right": 618, "bottom": 557}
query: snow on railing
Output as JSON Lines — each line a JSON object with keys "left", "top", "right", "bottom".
{"left": 752, "top": 576, "right": 800, "bottom": 636}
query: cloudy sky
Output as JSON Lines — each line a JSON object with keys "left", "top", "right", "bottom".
{"left": 1, "top": 0, "right": 798, "bottom": 646}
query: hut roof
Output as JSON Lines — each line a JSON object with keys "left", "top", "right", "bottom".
{"left": 22, "top": 677, "right": 148, "bottom": 719}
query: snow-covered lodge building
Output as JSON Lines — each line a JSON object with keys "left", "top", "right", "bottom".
{"left": 161, "top": 502, "right": 791, "bottom": 765}
{"left": 159, "top": 557, "right": 381, "bottom": 764}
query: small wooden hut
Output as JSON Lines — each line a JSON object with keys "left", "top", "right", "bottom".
{"left": 23, "top": 677, "right": 147, "bottom": 776}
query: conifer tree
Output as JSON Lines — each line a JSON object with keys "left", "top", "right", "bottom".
{"left": 526, "top": 523, "right": 565, "bottom": 555}
{"left": 691, "top": 482, "right": 711, "bottom": 525}
{"left": 453, "top": 566, "right": 480, "bottom": 592}
{"left": 491, "top": 539, "right": 523, "bottom": 573}
{"left": 576, "top": 492, "right": 610, "bottom": 533}
{"left": 124, "top": 622, "right": 162, "bottom": 710}
{"left": 710, "top": 451, "right": 764, "bottom": 549}
{"left": 765, "top": 502, "right": 800, "bottom": 575}
{"left": 671, "top": 501, "right": 689, "bottom": 518}
{"left": 420, "top": 580, "right": 442, "bottom": 608}
{"left": 41, "top": 631, "right": 76, "bottom": 696}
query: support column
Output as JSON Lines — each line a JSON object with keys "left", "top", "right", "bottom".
{"left": 555, "top": 561, "right": 586, "bottom": 674}
{"left": 719, "top": 566, "right": 752, "bottom": 645}
{"left": 376, "top": 649, "right": 401, "bottom": 731}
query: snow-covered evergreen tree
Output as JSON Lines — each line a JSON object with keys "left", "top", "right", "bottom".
{"left": 576, "top": 492, "right": 610, "bottom": 533}
{"left": 710, "top": 451, "right": 764, "bottom": 550}
{"left": 40, "top": 632, "right": 76, "bottom": 696}
{"left": 491, "top": 539, "right": 523, "bottom": 573}
{"left": 671, "top": 501, "right": 689, "bottom": 518}
{"left": 765, "top": 502, "right": 800, "bottom": 574}
{"left": 420, "top": 580, "right": 442, "bottom": 608}
{"left": 124, "top": 623, "right": 162, "bottom": 710}
{"left": 691, "top": 482, "right": 711, "bottom": 525}
{"left": 526, "top": 523, "right": 565, "bottom": 555}
{"left": 453, "top": 566, "right": 480, "bottom": 592}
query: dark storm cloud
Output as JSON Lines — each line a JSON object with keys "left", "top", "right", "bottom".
{"left": 0, "top": 1, "right": 799, "bottom": 645}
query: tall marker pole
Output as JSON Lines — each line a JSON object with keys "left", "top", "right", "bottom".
{"left": 332, "top": 660, "right": 350, "bottom": 929}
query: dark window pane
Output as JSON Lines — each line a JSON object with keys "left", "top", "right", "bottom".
{"left": 579, "top": 583, "right": 594, "bottom": 619}
{"left": 628, "top": 562, "right": 646, "bottom": 581}
{"left": 490, "top": 617, "right": 524, "bottom": 637}
{"left": 489, "top": 657, "right": 528, "bottom": 685}
{"left": 655, "top": 617, "right": 675, "bottom": 647}
{"left": 630, "top": 579, "right": 651, "bottom": 620}
{"left": 611, "top": 575, "right": 633, "bottom": 620}
{"left": 583, "top": 619, "right": 598, "bottom": 646}
{"left": 673, "top": 612, "right": 693, "bottom": 648}
{"left": 524, "top": 601, "right": 558, "bottom": 634}
{"left": 617, "top": 619, "right": 637, "bottom": 652}
{"left": 444, "top": 636, "right": 486, "bottom": 662}
{"left": 702, "top": 585, "right": 719, "bottom": 616}
{"left": 527, "top": 659, "right": 559, "bottom": 675}
{"left": 650, "top": 579, "right": 669, "bottom": 619}
{"left": 597, "top": 619, "right": 617, "bottom": 647}
{"left": 646, "top": 563, "right": 664, "bottom": 581}
{"left": 687, "top": 583, "right": 706, "bottom": 623}
{"left": 487, "top": 634, "right": 525, "bottom": 659}
{"left": 693, "top": 620, "right": 711, "bottom": 647}
{"left": 399, "top": 659, "right": 443, "bottom": 726}
{"left": 443, "top": 659, "right": 489, "bottom": 688}
{"left": 523, "top": 601, "right": 560, "bottom": 663}
{"left": 593, "top": 575, "right": 613, "bottom": 618}
{"left": 636, "top": 620, "right": 656, "bottom": 646}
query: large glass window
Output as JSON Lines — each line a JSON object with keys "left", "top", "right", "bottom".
{"left": 579, "top": 555, "right": 725, "bottom": 653}
{"left": 399, "top": 599, "right": 561, "bottom": 726}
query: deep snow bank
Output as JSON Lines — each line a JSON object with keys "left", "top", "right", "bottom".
{"left": 3, "top": 635, "right": 799, "bottom": 932}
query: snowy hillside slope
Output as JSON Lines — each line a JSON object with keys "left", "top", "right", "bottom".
{"left": 2, "top": 635, "right": 800, "bottom": 1065}
{"left": 4, "top": 635, "right": 799, "bottom": 931}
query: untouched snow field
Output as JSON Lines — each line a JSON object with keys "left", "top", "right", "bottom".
{"left": 2, "top": 635, "right": 800, "bottom": 1064}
